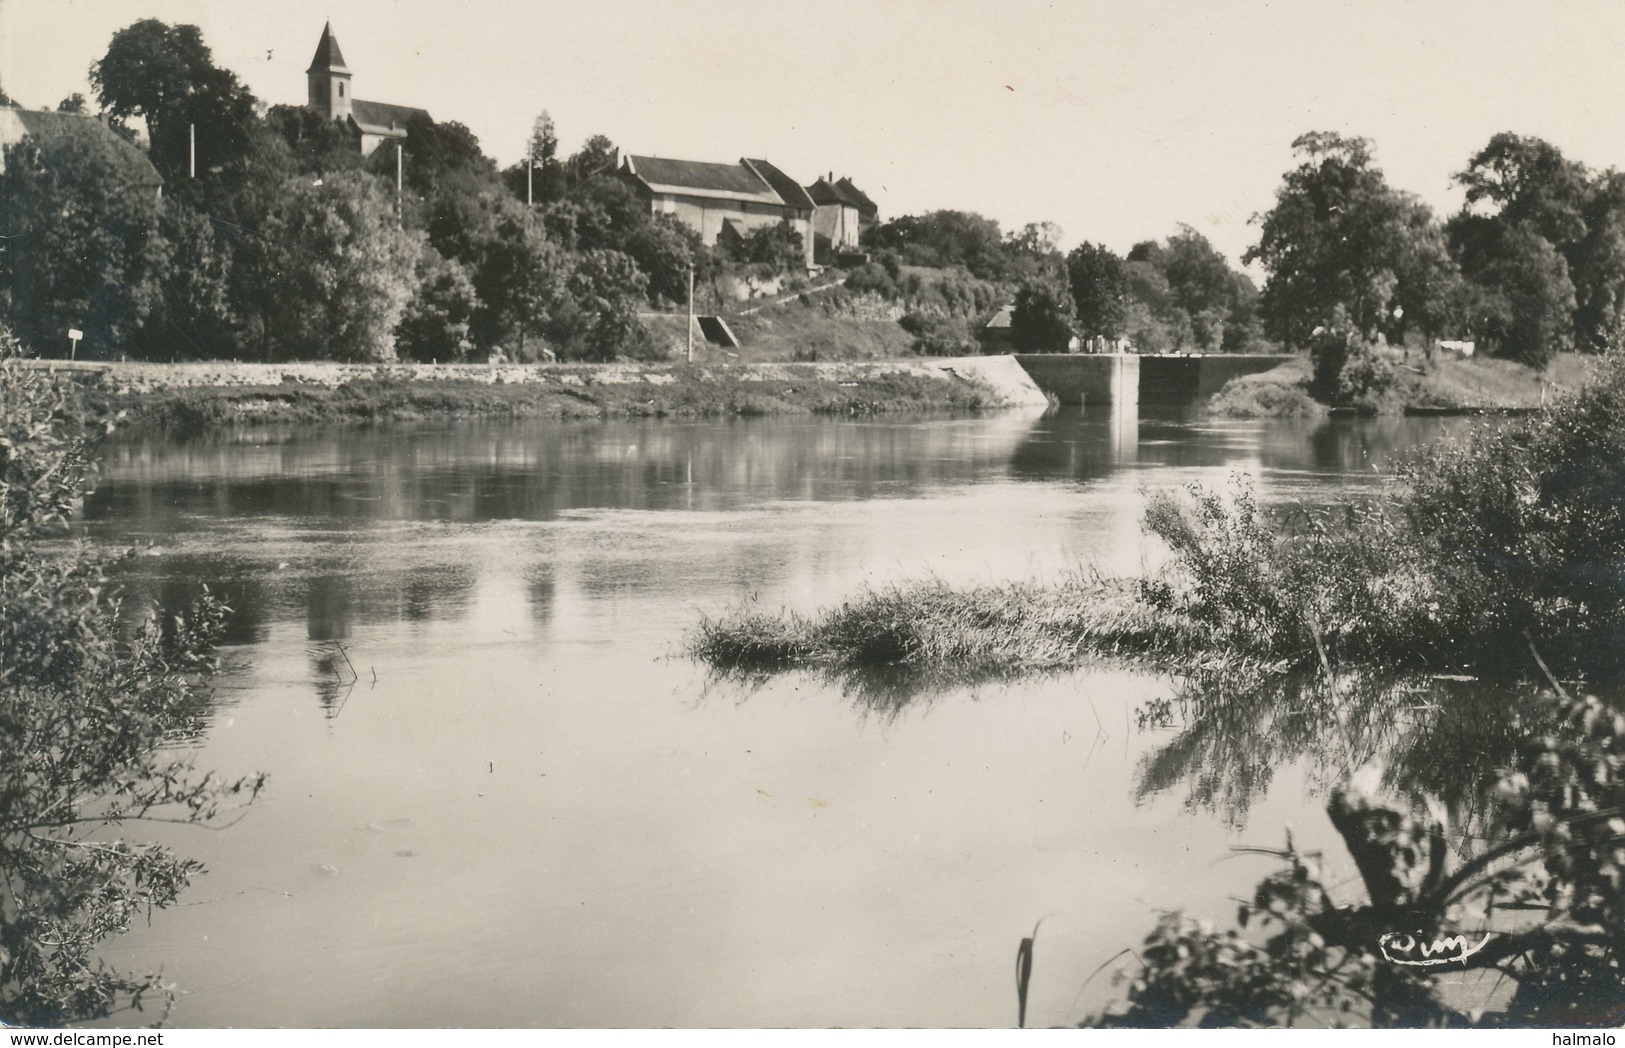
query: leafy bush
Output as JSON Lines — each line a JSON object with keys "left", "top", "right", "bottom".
{"left": 1398, "top": 347, "right": 1625, "bottom": 679}
{"left": 898, "top": 311, "right": 976, "bottom": 356}
{"left": 843, "top": 262, "right": 897, "bottom": 299}
{"left": 1143, "top": 346, "right": 1623, "bottom": 683}
{"left": 1307, "top": 309, "right": 1395, "bottom": 408}
{"left": 1, "top": 340, "right": 263, "bottom": 1025}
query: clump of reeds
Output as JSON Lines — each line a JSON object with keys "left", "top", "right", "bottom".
{"left": 692, "top": 573, "right": 1237, "bottom": 681}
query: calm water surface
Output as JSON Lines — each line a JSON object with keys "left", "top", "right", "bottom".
{"left": 81, "top": 405, "right": 1468, "bottom": 1027}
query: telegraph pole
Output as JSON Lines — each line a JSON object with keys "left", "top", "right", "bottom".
{"left": 687, "top": 264, "right": 695, "bottom": 363}
{"left": 395, "top": 142, "right": 403, "bottom": 227}
{"left": 189, "top": 123, "right": 195, "bottom": 178}
{"left": 527, "top": 154, "right": 534, "bottom": 208}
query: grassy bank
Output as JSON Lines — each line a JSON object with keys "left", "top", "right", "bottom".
{"left": 693, "top": 349, "right": 1625, "bottom": 689}
{"left": 1208, "top": 351, "right": 1597, "bottom": 418}
{"left": 723, "top": 309, "right": 914, "bottom": 363}
{"left": 79, "top": 361, "right": 1004, "bottom": 432}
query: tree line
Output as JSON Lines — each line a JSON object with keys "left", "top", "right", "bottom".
{"left": 0, "top": 20, "right": 810, "bottom": 364}
{"left": 856, "top": 132, "right": 1625, "bottom": 370}
{"left": 3, "top": 20, "right": 1621, "bottom": 371}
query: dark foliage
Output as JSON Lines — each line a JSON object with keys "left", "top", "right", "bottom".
{"left": 1, "top": 342, "right": 264, "bottom": 1025}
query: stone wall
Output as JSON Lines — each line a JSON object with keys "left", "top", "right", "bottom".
{"left": 18, "top": 355, "right": 1052, "bottom": 409}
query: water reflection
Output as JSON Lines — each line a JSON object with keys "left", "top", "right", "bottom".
{"left": 1011, "top": 405, "right": 1469, "bottom": 486}
{"left": 1135, "top": 667, "right": 1536, "bottom": 827}
{"left": 87, "top": 414, "right": 1047, "bottom": 525}
{"left": 78, "top": 406, "right": 1496, "bottom": 1027}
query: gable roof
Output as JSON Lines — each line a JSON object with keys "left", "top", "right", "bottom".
{"left": 622, "top": 154, "right": 783, "bottom": 207}
{"left": 808, "top": 176, "right": 861, "bottom": 208}
{"left": 307, "top": 21, "right": 351, "bottom": 75}
{"left": 350, "top": 99, "right": 430, "bottom": 137}
{"left": 743, "top": 158, "right": 815, "bottom": 211}
{"left": 835, "top": 176, "right": 877, "bottom": 217}
{"left": 0, "top": 106, "right": 163, "bottom": 189}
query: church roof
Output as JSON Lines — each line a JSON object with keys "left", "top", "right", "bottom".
{"left": 307, "top": 21, "right": 350, "bottom": 75}
{"left": 350, "top": 99, "right": 430, "bottom": 137}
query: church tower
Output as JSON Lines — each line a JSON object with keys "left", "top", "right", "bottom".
{"left": 306, "top": 21, "right": 353, "bottom": 125}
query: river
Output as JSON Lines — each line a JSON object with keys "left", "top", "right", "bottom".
{"left": 80, "top": 404, "right": 1472, "bottom": 1028}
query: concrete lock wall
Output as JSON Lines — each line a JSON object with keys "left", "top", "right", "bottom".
{"left": 1015, "top": 353, "right": 1292, "bottom": 405}
{"left": 1012, "top": 354, "right": 1139, "bottom": 406}
{"left": 1138, "top": 354, "right": 1294, "bottom": 403}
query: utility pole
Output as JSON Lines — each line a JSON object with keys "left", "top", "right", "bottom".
{"left": 687, "top": 264, "right": 695, "bottom": 363}
{"left": 189, "top": 123, "right": 195, "bottom": 178}
{"left": 527, "top": 154, "right": 534, "bottom": 208}
{"left": 395, "top": 142, "right": 403, "bottom": 227}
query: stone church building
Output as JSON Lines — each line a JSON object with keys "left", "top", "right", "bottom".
{"left": 305, "top": 22, "right": 430, "bottom": 155}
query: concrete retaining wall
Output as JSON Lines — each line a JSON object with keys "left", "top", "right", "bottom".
{"left": 1013, "top": 354, "right": 1139, "bottom": 405}
{"left": 1012, "top": 353, "right": 1294, "bottom": 405}
{"left": 1138, "top": 354, "right": 1295, "bottom": 403}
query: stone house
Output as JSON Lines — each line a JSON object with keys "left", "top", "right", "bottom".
{"left": 305, "top": 21, "right": 431, "bottom": 156}
{"left": 978, "top": 304, "right": 1016, "bottom": 354}
{"left": 806, "top": 175, "right": 879, "bottom": 263}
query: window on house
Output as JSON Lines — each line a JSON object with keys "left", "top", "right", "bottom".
{"left": 338, "top": 83, "right": 344, "bottom": 98}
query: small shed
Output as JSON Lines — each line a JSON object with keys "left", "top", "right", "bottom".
{"left": 978, "top": 305, "right": 1015, "bottom": 354}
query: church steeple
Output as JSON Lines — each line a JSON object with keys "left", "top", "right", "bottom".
{"left": 306, "top": 21, "right": 353, "bottom": 124}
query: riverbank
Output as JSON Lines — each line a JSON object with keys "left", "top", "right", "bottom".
{"left": 40, "top": 356, "right": 1048, "bottom": 431}
{"left": 693, "top": 349, "right": 1625, "bottom": 688}
{"left": 1206, "top": 351, "right": 1597, "bottom": 418}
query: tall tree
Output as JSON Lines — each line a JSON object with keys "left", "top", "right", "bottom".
{"left": 1246, "top": 133, "right": 1452, "bottom": 348}
{"left": 1448, "top": 214, "right": 1575, "bottom": 367}
{"left": 90, "top": 20, "right": 259, "bottom": 185}
{"left": 249, "top": 171, "right": 421, "bottom": 361}
{"left": 1065, "top": 242, "right": 1129, "bottom": 339}
{"left": 1451, "top": 133, "right": 1624, "bottom": 354}
{"left": 131, "top": 198, "right": 236, "bottom": 360}
{"left": 502, "top": 110, "right": 568, "bottom": 206}
{"left": 566, "top": 133, "right": 620, "bottom": 188}
{"left": 526, "top": 111, "right": 559, "bottom": 165}
{"left": 1572, "top": 171, "right": 1625, "bottom": 350}
{"left": 547, "top": 249, "right": 651, "bottom": 361}
{"left": 262, "top": 104, "right": 364, "bottom": 178}
{"left": 1456, "top": 132, "right": 1591, "bottom": 250}
{"left": 1010, "top": 275, "right": 1077, "bottom": 352}
{"left": 0, "top": 120, "right": 167, "bottom": 356}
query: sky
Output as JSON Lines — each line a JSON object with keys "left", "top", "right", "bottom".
{"left": 4, "top": 0, "right": 1624, "bottom": 268}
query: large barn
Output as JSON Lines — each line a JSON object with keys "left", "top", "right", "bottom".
{"left": 620, "top": 155, "right": 817, "bottom": 271}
